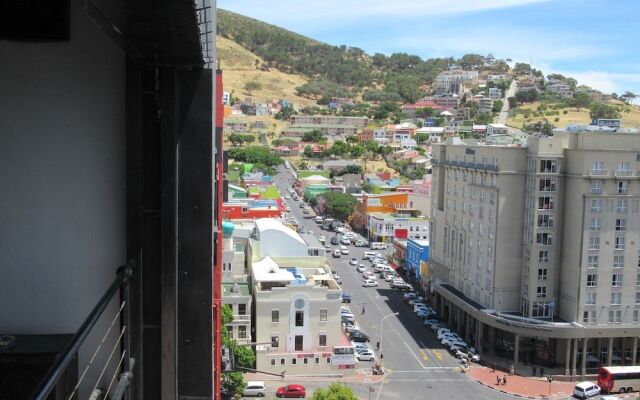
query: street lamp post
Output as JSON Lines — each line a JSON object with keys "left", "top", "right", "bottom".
{"left": 379, "top": 312, "right": 399, "bottom": 363}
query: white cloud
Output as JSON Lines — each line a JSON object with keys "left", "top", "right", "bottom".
{"left": 219, "top": 0, "right": 550, "bottom": 26}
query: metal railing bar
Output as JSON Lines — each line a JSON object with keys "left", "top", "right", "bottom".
{"left": 89, "top": 326, "right": 126, "bottom": 397}
{"left": 66, "top": 300, "right": 126, "bottom": 400}
{"left": 104, "top": 350, "right": 127, "bottom": 400}
{"left": 30, "top": 265, "right": 133, "bottom": 400}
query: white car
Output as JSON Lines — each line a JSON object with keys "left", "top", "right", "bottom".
{"left": 362, "top": 271, "right": 375, "bottom": 279}
{"left": 319, "top": 235, "right": 326, "bottom": 243}
{"left": 356, "top": 349, "right": 376, "bottom": 361}
{"left": 455, "top": 350, "right": 480, "bottom": 363}
{"left": 350, "top": 257, "right": 358, "bottom": 265}
{"left": 340, "top": 246, "right": 349, "bottom": 255}
{"left": 340, "top": 237, "right": 351, "bottom": 245}
{"left": 352, "top": 342, "right": 369, "bottom": 352}
{"left": 573, "top": 382, "right": 600, "bottom": 399}
{"left": 284, "top": 194, "right": 291, "bottom": 199}
{"left": 356, "top": 264, "right": 366, "bottom": 272}
{"left": 362, "top": 279, "right": 378, "bottom": 287}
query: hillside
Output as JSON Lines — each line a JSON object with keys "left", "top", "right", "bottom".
{"left": 507, "top": 101, "right": 640, "bottom": 129}
{"left": 217, "top": 35, "right": 316, "bottom": 108}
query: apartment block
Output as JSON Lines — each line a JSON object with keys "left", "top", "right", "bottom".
{"left": 429, "top": 130, "right": 640, "bottom": 376}
{"left": 291, "top": 115, "right": 368, "bottom": 129}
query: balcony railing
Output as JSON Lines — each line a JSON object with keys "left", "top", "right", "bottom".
{"left": 30, "top": 264, "right": 134, "bottom": 400}
{"left": 588, "top": 169, "right": 609, "bottom": 176}
{"left": 232, "top": 314, "right": 251, "bottom": 322}
{"left": 615, "top": 169, "right": 636, "bottom": 178}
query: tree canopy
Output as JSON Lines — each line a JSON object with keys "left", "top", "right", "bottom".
{"left": 311, "top": 383, "right": 358, "bottom": 400}
{"left": 319, "top": 192, "right": 358, "bottom": 222}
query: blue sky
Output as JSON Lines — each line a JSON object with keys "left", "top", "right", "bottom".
{"left": 218, "top": 0, "right": 640, "bottom": 97}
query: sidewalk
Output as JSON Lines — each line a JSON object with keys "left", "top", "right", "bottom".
{"left": 243, "top": 368, "right": 386, "bottom": 384}
{"left": 468, "top": 365, "right": 575, "bottom": 399}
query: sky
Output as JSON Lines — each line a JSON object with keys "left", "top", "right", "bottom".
{"left": 217, "top": 0, "right": 640, "bottom": 98}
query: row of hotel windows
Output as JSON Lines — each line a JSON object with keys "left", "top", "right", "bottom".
{"left": 446, "top": 168, "right": 498, "bottom": 186}
{"left": 584, "top": 291, "right": 640, "bottom": 305}
{"left": 589, "top": 218, "right": 629, "bottom": 231}
{"left": 582, "top": 310, "right": 640, "bottom": 324}
{"left": 586, "top": 254, "right": 640, "bottom": 268}
{"left": 585, "top": 273, "right": 640, "bottom": 287}
{"left": 591, "top": 161, "right": 635, "bottom": 174}
{"left": 446, "top": 185, "right": 497, "bottom": 205}
{"left": 588, "top": 236, "right": 628, "bottom": 250}
{"left": 590, "top": 199, "right": 639, "bottom": 213}
{"left": 591, "top": 180, "right": 635, "bottom": 194}
{"left": 271, "top": 309, "right": 328, "bottom": 324}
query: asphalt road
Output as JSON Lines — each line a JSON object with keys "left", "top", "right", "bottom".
{"left": 267, "top": 166, "right": 523, "bottom": 399}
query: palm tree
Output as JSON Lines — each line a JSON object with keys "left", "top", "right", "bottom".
{"left": 621, "top": 91, "right": 637, "bottom": 104}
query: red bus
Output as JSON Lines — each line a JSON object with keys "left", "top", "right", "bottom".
{"left": 598, "top": 366, "right": 640, "bottom": 394}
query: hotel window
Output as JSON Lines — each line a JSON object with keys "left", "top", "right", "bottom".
{"left": 536, "top": 232, "right": 553, "bottom": 246}
{"left": 617, "top": 199, "right": 628, "bottom": 213}
{"left": 587, "top": 274, "right": 598, "bottom": 287}
{"left": 320, "top": 309, "right": 327, "bottom": 321}
{"left": 616, "top": 218, "right": 626, "bottom": 231}
{"left": 587, "top": 255, "right": 599, "bottom": 268}
{"left": 615, "top": 236, "right": 625, "bottom": 250}
{"left": 537, "top": 268, "right": 548, "bottom": 280}
{"left": 591, "top": 199, "right": 603, "bottom": 213}
{"left": 536, "top": 286, "right": 547, "bottom": 298}
{"left": 636, "top": 293, "right": 640, "bottom": 305}
{"left": 590, "top": 218, "right": 600, "bottom": 231}
{"left": 591, "top": 180, "right": 603, "bottom": 194}
{"left": 611, "top": 292, "right": 622, "bottom": 305}
{"left": 319, "top": 334, "right": 327, "bottom": 347}
{"left": 540, "top": 159, "right": 557, "bottom": 173}
{"left": 612, "top": 273, "right": 623, "bottom": 287}
{"left": 238, "top": 304, "right": 247, "bottom": 315}
{"left": 238, "top": 326, "right": 247, "bottom": 339}
{"left": 586, "top": 292, "right": 597, "bottom": 305}
{"left": 613, "top": 255, "right": 624, "bottom": 269}
{"left": 271, "top": 359, "right": 276, "bottom": 366}
{"left": 490, "top": 193, "right": 496, "bottom": 205}
{"left": 592, "top": 161, "right": 605, "bottom": 174}
{"left": 583, "top": 311, "right": 590, "bottom": 323}
{"left": 272, "top": 310, "right": 279, "bottom": 323}
{"left": 589, "top": 236, "right": 600, "bottom": 250}
{"left": 539, "top": 251, "right": 549, "bottom": 263}
{"left": 637, "top": 273, "right": 640, "bottom": 286}
{"left": 634, "top": 310, "right": 640, "bottom": 324}
{"left": 617, "top": 181, "right": 629, "bottom": 194}
{"left": 609, "top": 310, "right": 622, "bottom": 323}
{"left": 539, "top": 177, "right": 557, "bottom": 192}
{"left": 537, "top": 214, "right": 555, "bottom": 228}
{"left": 271, "top": 336, "right": 280, "bottom": 348}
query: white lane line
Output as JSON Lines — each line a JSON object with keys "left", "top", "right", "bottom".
{"left": 385, "top": 378, "right": 466, "bottom": 382}
{"left": 402, "top": 339, "right": 427, "bottom": 369}
{"left": 374, "top": 377, "right": 385, "bottom": 400}
{"left": 420, "top": 341, "right": 442, "bottom": 368}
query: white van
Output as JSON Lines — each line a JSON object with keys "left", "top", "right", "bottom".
{"left": 333, "top": 249, "right": 341, "bottom": 258}
{"left": 370, "top": 242, "right": 387, "bottom": 250}
{"left": 363, "top": 251, "right": 377, "bottom": 259}
{"left": 243, "top": 381, "right": 266, "bottom": 397}
{"left": 573, "top": 382, "right": 600, "bottom": 399}
{"left": 315, "top": 216, "right": 324, "bottom": 224}
{"left": 340, "top": 245, "right": 349, "bottom": 255}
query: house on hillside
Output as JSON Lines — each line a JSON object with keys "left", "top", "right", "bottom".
{"left": 224, "top": 118, "right": 250, "bottom": 133}
{"left": 548, "top": 83, "right": 573, "bottom": 98}
{"left": 321, "top": 159, "right": 360, "bottom": 173}
{"left": 488, "top": 87, "right": 502, "bottom": 100}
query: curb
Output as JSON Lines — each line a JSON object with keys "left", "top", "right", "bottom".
{"left": 472, "top": 378, "right": 539, "bottom": 399}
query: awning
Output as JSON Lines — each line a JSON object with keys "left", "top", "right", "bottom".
{"left": 312, "top": 274, "right": 332, "bottom": 281}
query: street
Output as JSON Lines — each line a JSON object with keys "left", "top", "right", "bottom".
{"left": 269, "top": 166, "right": 520, "bottom": 399}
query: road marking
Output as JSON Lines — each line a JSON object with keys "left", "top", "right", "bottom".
{"left": 419, "top": 341, "right": 442, "bottom": 367}
{"left": 402, "top": 339, "right": 427, "bottom": 369}
{"left": 384, "top": 378, "right": 466, "bottom": 382}
{"left": 418, "top": 347, "right": 429, "bottom": 362}
{"left": 433, "top": 349, "right": 443, "bottom": 361}
{"left": 374, "top": 377, "right": 385, "bottom": 400}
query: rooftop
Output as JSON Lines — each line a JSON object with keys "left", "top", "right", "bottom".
{"left": 222, "top": 282, "right": 250, "bottom": 296}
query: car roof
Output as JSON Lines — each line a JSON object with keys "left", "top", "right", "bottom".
{"left": 246, "top": 381, "right": 265, "bottom": 386}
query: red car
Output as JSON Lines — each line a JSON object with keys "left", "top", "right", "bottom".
{"left": 276, "top": 384, "right": 306, "bottom": 398}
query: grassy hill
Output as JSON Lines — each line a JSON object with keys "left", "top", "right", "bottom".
{"left": 507, "top": 101, "right": 640, "bottom": 129}
{"left": 217, "top": 35, "right": 316, "bottom": 108}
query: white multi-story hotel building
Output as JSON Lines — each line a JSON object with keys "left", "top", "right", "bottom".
{"left": 429, "top": 128, "right": 640, "bottom": 376}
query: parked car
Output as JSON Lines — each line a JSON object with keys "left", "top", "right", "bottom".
{"left": 349, "top": 330, "right": 370, "bottom": 342}
{"left": 340, "top": 237, "right": 351, "bottom": 245}
{"left": 330, "top": 236, "right": 340, "bottom": 245}
{"left": 573, "top": 382, "right": 600, "bottom": 399}
{"left": 404, "top": 292, "right": 417, "bottom": 301}
{"left": 341, "top": 293, "right": 351, "bottom": 303}
{"left": 362, "top": 271, "right": 375, "bottom": 279}
{"left": 341, "top": 314, "right": 355, "bottom": 323}
{"left": 455, "top": 350, "right": 480, "bottom": 363}
{"left": 362, "top": 279, "right": 378, "bottom": 287}
{"left": 393, "top": 282, "right": 412, "bottom": 291}
{"left": 299, "top": 203, "right": 305, "bottom": 208}
{"left": 423, "top": 319, "right": 440, "bottom": 328}
{"left": 332, "top": 249, "right": 341, "bottom": 258}
{"left": 340, "top": 245, "right": 349, "bottom": 255}
{"left": 430, "top": 323, "right": 446, "bottom": 332}
{"left": 276, "top": 384, "right": 306, "bottom": 398}
{"left": 319, "top": 235, "right": 326, "bottom": 243}
{"left": 352, "top": 342, "right": 369, "bottom": 352}
{"left": 243, "top": 381, "right": 266, "bottom": 397}
{"left": 331, "top": 271, "right": 342, "bottom": 284}
{"left": 356, "top": 349, "right": 376, "bottom": 361}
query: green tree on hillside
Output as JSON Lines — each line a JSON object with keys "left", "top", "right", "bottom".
{"left": 244, "top": 80, "right": 262, "bottom": 95}
{"left": 302, "top": 130, "right": 324, "bottom": 142}
{"left": 589, "top": 103, "right": 621, "bottom": 120}
{"left": 570, "top": 92, "right": 591, "bottom": 110}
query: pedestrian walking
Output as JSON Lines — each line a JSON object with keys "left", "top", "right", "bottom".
{"left": 503, "top": 375, "right": 507, "bottom": 385}
{"left": 380, "top": 352, "right": 384, "bottom": 360}
{"left": 496, "top": 375, "right": 500, "bottom": 385}
{"left": 362, "top": 303, "right": 366, "bottom": 314}
{"left": 509, "top": 364, "right": 515, "bottom": 375}
{"left": 533, "top": 364, "right": 537, "bottom": 376}
{"left": 376, "top": 341, "right": 380, "bottom": 351}
{"left": 491, "top": 362, "right": 495, "bottom": 372}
